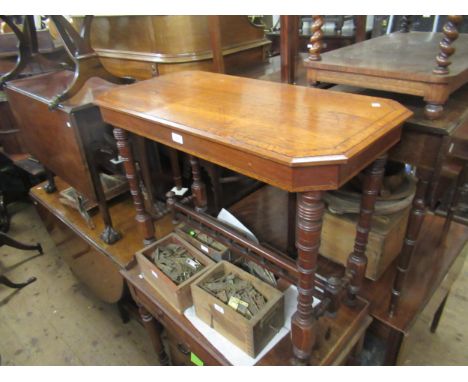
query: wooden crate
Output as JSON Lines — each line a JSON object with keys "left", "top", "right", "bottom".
{"left": 320, "top": 207, "right": 410, "bottom": 281}
{"left": 191, "top": 261, "right": 284, "bottom": 358}
{"left": 136, "top": 233, "right": 215, "bottom": 313}
{"left": 175, "top": 222, "right": 230, "bottom": 262}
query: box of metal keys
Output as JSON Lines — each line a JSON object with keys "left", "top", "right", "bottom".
{"left": 191, "top": 261, "right": 284, "bottom": 357}
{"left": 136, "top": 233, "right": 215, "bottom": 313}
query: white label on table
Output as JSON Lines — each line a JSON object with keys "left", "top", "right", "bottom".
{"left": 151, "top": 270, "right": 159, "bottom": 279}
{"left": 371, "top": 102, "right": 381, "bottom": 108}
{"left": 171, "top": 132, "right": 184, "bottom": 145}
{"left": 214, "top": 304, "right": 224, "bottom": 314}
{"left": 200, "top": 244, "right": 209, "bottom": 253}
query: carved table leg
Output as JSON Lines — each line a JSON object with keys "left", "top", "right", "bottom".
{"left": 138, "top": 305, "right": 170, "bottom": 366}
{"left": 169, "top": 148, "right": 183, "bottom": 190}
{"left": 346, "top": 155, "right": 387, "bottom": 304}
{"left": 389, "top": 168, "right": 432, "bottom": 316}
{"left": 113, "top": 128, "right": 155, "bottom": 245}
{"left": 305, "top": 16, "right": 324, "bottom": 62}
{"left": 433, "top": 16, "right": 463, "bottom": 75}
{"left": 189, "top": 156, "right": 208, "bottom": 213}
{"left": 44, "top": 168, "right": 56, "bottom": 194}
{"left": 291, "top": 191, "right": 324, "bottom": 365}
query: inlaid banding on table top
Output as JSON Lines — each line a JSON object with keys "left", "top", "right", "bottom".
{"left": 95, "top": 71, "right": 412, "bottom": 166}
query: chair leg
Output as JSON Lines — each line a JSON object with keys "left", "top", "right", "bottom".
{"left": 0, "top": 232, "right": 43, "bottom": 254}
{"left": 0, "top": 274, "right": 37, "bottom": 289}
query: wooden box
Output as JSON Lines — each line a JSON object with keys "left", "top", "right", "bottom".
{"left": 175, "top": 222, "right": 230, "bottom": 262}
{"left": 135, "top": 233, "right": 215, "bottom": 313}
{"left": 191, "top": 261, "right": 284, "bottom": 357}
{"left": 320, "top": 207, "right": 410, "bottom": 281}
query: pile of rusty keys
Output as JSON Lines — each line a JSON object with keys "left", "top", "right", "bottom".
{"left": 186, "top": 228, "right": 225, "bottom": 251}
{"left": 151, "top": 243, "right": 204, "bottom": 285}
{"left": 201, "top": 272, "right": 267, "bottom": 319}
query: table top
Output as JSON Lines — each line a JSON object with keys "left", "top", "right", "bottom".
{"left": 304, "top": 32, "right": 468, "bottom": 84}
{"left": 96, "top": 70, "right": 411, "bottom": 192}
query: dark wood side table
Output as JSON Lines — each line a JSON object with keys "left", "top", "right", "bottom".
{"left": 95, "top": 70, "right": 411, "bottom": 364}
{"left": 304, "top": 17, "right": 467, "bottom": 120}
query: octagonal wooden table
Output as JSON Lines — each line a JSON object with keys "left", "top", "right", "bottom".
{"left": 95, "top": 70, "right": 411, "bottom": 364}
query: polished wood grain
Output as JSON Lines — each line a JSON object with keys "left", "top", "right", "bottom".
{"left": 305, "top": 31, "right": 468, "bottom": 119}
{"left": 96, "top": 71, "right": 411, "bottom": 192}
{"left": 5, "top": 71, "right": 117, "bottom": 200}
{"left": 72, "top": 16, "right": 270, "bottom": 80}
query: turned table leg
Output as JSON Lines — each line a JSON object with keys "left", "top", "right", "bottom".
{"left": 389, "top": 168, "right": 432, "bottom": 316}
{"left": 291, "top": 191, "right": 324, "bottom": 365}
{"left": 138, "top": 305, "right": 170, "bottom": 366}
{"left": 189, "top": 156, "right": 208, "bottom": 213}
{"left": 439, "top": 163, "right": 468, "bottom": 246}
{"left": 113, "top": 127, "right": 155, "bottom": 245}
{"left": 346, "top": 155, "right": 387, "bottom": 304}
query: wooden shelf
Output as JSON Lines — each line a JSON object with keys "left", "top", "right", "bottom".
{"left": 123, "top": 261, "right": 371, "bottom": 366}
{"left": 228, "top": 184, "right": 468, "bottom": 335}
{"left": 30, "top": 177, "right": 173, "bottom": 269}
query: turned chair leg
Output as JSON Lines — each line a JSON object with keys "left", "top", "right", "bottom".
{"left": 346, "top": 155, "right": 387, "bottom": 304}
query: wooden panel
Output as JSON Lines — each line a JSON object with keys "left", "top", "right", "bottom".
{"left": 5, "top": 88, "right": 95, "bottom": 200}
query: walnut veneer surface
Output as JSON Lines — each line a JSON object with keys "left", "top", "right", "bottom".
{"left": 95, "top": 70, "right": 411, "bottom": 192}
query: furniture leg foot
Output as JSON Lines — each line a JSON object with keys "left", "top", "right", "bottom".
{"left": 100, "top": 225, "right": 121, "bottom": 245}
{"left": 430, "top": 294, "right": 448, "bottom": 333}
{"left": 424, "top": 103, "right": 444, "bottom": 120}
{"left": 0, "top": 232, "right": 43, "bottom": 254}
{"left": 0, "top": 275, "right": 37, "bottom": 289}
{"left": 44, "top": 170, "right": 56, "bottom": 193}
